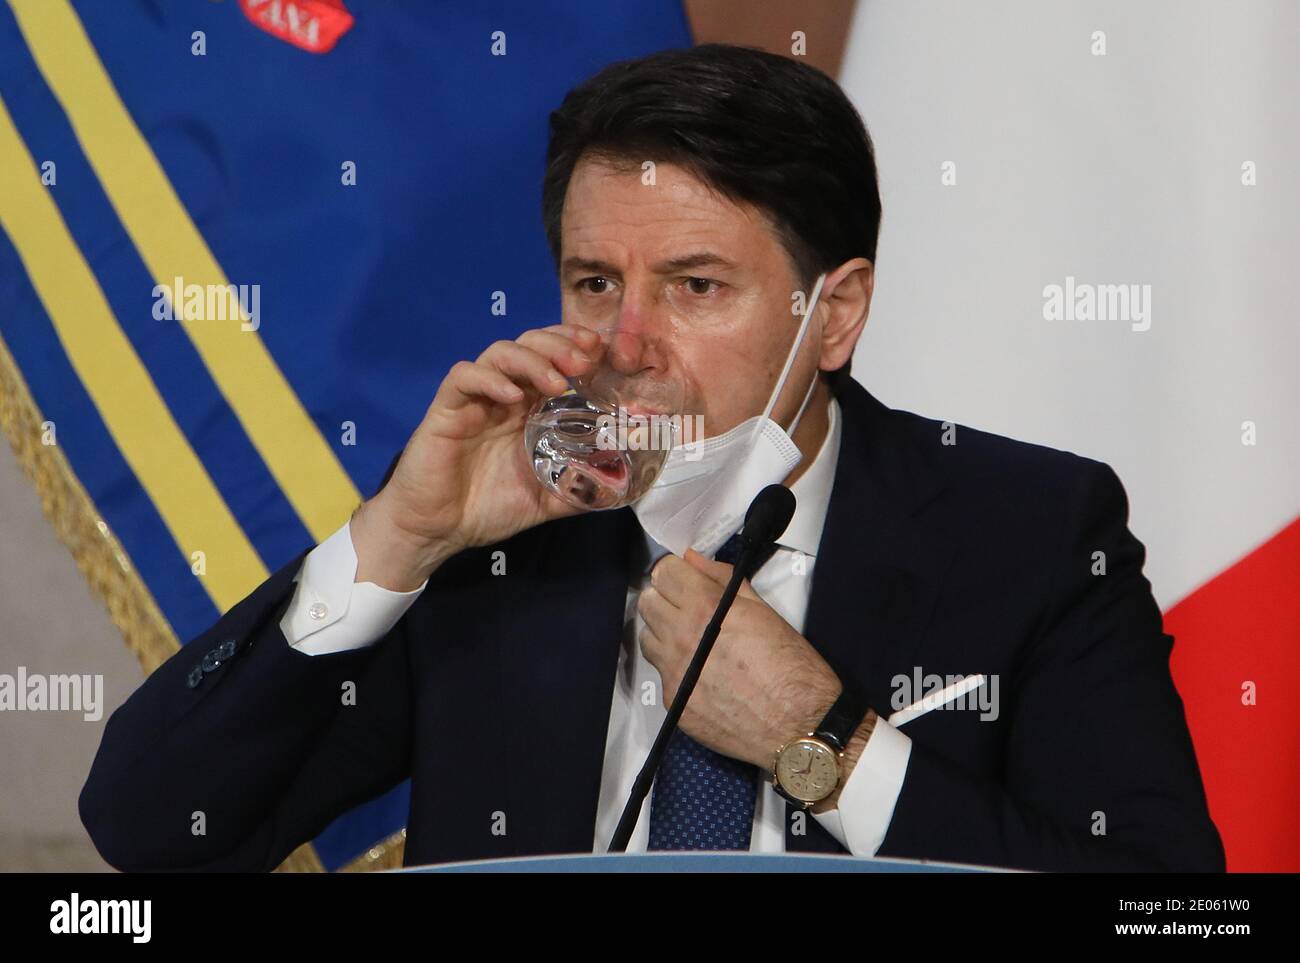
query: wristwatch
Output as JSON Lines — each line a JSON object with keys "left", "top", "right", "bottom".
{"left": 771, "top": 687, "right": 872, "bottom": 808}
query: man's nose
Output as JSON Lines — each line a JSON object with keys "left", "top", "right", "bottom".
{"left": 608, "top": 284, "right": 672, "bottom": 375}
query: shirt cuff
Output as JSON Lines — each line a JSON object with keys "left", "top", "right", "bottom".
{"left": 810, "top": 719, "right": 912, "bottom": 856}
{"left": 279, "top": 518, "right": 428, "bottom": 656}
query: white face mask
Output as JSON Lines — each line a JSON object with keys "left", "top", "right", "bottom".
{"left": 631, "top": 272, "right": 827, "bottom": 557}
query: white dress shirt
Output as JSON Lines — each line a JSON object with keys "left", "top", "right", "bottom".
{"left": 279, "top": 396, "right": 913, "bottom": 857}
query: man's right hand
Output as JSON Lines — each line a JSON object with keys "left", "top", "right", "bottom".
{"left": 350, "top": 324, "right": 603, "bottom": 591}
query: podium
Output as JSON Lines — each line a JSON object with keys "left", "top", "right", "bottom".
{"left": 396, "top": 853, "right": 1001, "bottom": 873}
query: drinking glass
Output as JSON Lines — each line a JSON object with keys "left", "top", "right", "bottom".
{"left": 525, "top": 326, "right": 683, "bottom": 510}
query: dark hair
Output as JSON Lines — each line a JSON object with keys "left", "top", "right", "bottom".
{"left": 542, "top": 43, "right": 881, "bottom": 391}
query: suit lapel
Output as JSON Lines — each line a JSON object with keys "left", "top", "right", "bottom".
{"left": 789, "top": 380, "right": 955, "bottom": 854}
{"left": 489, "top": 505, "right": 639, "bottom": 857}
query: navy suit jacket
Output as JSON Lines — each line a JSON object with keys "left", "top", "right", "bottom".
{"left": 80, "top": 378, "right": 1226, "bottom": 871}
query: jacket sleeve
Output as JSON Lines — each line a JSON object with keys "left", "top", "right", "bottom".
{"left": 875, "top": 460, "right": 1226, "bottom": 872}
{"left": 79, "top": 547, "right": 418, "bottom": 872}
{"left": 80, "top": 454, "right": 416, "bottom": 872}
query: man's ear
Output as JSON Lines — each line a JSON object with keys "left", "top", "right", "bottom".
{"left": 817, "top": 258, "right": 874, "bottom": 374}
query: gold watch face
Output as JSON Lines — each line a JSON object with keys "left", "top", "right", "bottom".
{"left": 775, "top": 738, "right": 839, "bottom": 803}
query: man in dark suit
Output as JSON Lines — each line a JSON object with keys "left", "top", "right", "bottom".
{"left": 80, "top": 45, "right": 1224, "bottom": 872}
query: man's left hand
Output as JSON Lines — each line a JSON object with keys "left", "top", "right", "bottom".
{"left": 637, "top": 548, "right": 842, "bottom": 770}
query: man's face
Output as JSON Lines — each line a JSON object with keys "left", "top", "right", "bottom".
{"left": 558, "top": 156, "right": 823, "bottom": 439}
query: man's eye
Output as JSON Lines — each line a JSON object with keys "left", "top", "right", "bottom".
{"left": 684, "top": 277, "right": 718, "bottom": 296}
{"left": 579, "top": 277, "right": 612, "bottom": 294}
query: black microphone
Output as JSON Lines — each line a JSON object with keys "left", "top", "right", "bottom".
{"left": 607, "top": 484, "right": 797, "bottom": 852}
{"left": 726, "top": 483, "right": 797, "bottom": 581}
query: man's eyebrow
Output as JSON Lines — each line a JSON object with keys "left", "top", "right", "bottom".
{"left": 653, "top": 252, "right": 736, "bottom": 273}
{"left": 561, "top": 256, "right": 621, "bottom": 277}
{"left": 560, "top": 252, "right": 737, "bottom": 277}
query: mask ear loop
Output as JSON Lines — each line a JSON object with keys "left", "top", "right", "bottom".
{"left": 785, "top": 357, "right": 820, "bottom": 438}
{"left": 752, "top": 272, "right": 827, "bottom": 446}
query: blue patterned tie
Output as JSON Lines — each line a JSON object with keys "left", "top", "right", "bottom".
{"left": 646, "top": 532, "right": 779, "bottom": 850}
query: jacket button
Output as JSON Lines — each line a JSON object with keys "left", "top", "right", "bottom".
{"left": 201, "top": 649, "right": 222, "bottom": 673}
{"left": 217, "top": 639, "right": 237, "bottom": 659}
{"left": 187, "top": 666, "right": 204, "bottom": 688}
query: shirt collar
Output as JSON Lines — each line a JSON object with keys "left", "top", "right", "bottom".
{"left": 777, "top": 394, "right": 841, "bottom": 559}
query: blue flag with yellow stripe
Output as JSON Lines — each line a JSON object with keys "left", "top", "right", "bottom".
{"left": 0, "top": 0, "right": 690, "bottom": 870}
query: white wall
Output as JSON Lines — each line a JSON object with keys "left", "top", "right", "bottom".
{"left": 840, "top": 0, "right": 1299, "bottom": 607}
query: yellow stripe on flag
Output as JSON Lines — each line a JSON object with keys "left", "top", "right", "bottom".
{"left": 9, "top": 0, "right": 362, "bottom": 541}
{"left": 0, "top": 95, "right": 267, "bottom": 610}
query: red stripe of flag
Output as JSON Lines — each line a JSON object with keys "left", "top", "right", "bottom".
{"left": 1167, "top": 515, "right": 1300, "bottom": 871}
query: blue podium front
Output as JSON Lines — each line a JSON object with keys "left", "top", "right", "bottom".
{"left": 396, "top": 854, "right": 1003, "bottom": 873}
